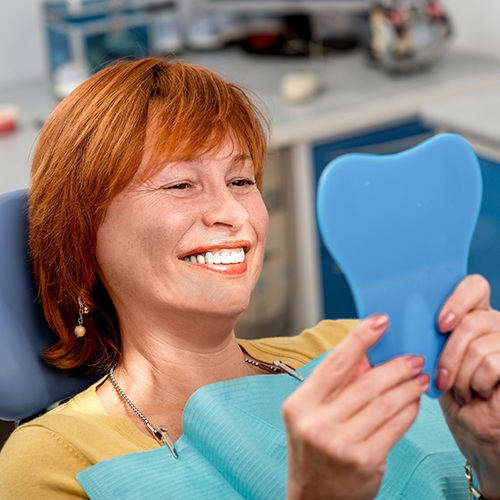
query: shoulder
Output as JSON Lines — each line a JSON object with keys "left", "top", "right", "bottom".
{"left": 0, "top": 383, "right": 101, "bottom": 498}
{"left": 0, "top": 378, "right": 155, "bottom": 498}
{"left": 0, "top": 420, "right": 90, "bottom": 498}
{"left": 239, "top": 319, "right": 358, "bottom": 369}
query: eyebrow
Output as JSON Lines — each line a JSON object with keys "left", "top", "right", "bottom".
{"left": 182, "top": 153, "right": 252, "bottom": 165}
{"left": 231, "top": 154, "right": 252, "bottom": 165}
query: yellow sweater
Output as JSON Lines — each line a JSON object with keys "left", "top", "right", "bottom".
{"left": 0, "top": 320, "right": 356, "bottom": 499}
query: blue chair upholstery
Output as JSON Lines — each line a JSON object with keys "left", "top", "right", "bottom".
{"left": 0, "top": 189, "right": 96, "bottom": 421}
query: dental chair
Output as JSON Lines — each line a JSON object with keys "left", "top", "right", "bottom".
{"left": 0, "top": 189, "right": 97, "bottom": 423}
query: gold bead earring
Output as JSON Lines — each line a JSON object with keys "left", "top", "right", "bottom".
{"left": 74, "top": 296, "right": 89, "bottom": 338}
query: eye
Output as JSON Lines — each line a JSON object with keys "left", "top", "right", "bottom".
{"left": 158, "top": 181, "right": 195, "bottom": 196}
{"left": 230, "top": 178, "right": 256, "bottom": 188}
{"left": 166, "top": 182, "right": 191, "bottom": 190}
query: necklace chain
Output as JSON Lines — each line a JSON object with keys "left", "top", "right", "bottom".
{"left": 244, "top": 358, "right": 304, "bottom": 381}
{"left": 109, "top": 364, "right": 179, "bottom": 458}
{"left": 108, "top": 358, "right": 303, "bottom": 459}
{"left": 109, "top": 364, "right": 149, "bottom": 424}
{"left": 243, "top": 357, "right": 281, "bottom": 373}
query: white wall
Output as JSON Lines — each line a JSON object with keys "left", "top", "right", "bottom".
{"left": 440, "top": 0, "right": 500, "bottom": 61}
{"left": 1, "top": 0, "right": 500, "bottom": 89}
{"left": 0, "top": 0, "right": 46, "bottom": 89}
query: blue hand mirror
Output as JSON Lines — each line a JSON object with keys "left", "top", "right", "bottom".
{"left": 316, "top": 133, "right": 482, "bottom": 397}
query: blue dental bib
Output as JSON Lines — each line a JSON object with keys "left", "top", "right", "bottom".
{"left": 77, "top": 354, "right": 466, "bottom": 498}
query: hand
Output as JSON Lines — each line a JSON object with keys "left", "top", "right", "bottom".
{"left": 436, "top": 274, "right": 500, "bottom": 499}
{"left": 283, "top": 315, "right": 429, "bottom": 500}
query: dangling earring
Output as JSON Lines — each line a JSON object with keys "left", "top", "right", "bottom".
{"left": 74, "top": 296, "right": 89, "bottom": 338}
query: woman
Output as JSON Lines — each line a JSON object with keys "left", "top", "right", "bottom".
{"left": 0, "top": 57, "right": 499, "bottom": 499}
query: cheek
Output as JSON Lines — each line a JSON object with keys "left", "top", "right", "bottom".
{"left": 95, "top": 202, "right": 147, "bottom": 286}
{"left": 95, "top": 220, "right": 132, "bottom": 289}
{"left": 251, "top": 196, "right": 270, "bottom": 240}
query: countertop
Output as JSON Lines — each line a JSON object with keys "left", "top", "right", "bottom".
{"left": 421, "top": 83, "right": 500, "bottom": 157}
{"left": 186, "top": 48, "right": 500, "bottom": 147}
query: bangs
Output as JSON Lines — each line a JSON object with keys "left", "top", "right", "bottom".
{"left": 137, "top": 62, "right": 269, "bottom": 190}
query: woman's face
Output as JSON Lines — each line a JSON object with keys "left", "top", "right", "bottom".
{"left": 95, "top": 137, "right": 269, "bottom": 327}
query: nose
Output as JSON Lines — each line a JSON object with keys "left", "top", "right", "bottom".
{"left": 201, "top": 184, "right": 249, "bottom": 230}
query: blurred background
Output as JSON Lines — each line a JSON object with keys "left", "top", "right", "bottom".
{"left": 0, "top": 1, "right": 498, "bottom": 89}
{"left": 2, "top": 0, "right": 500, "bottom": 443}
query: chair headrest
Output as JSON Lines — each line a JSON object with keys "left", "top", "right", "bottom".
{"left": 0, "top": 190, "right": 97, "bottom": 421}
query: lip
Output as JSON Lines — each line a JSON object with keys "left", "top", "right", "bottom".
{"left": 196, "top": 261, "right": 247, "bottom": 276}
{"left": 178, "top": 240, "right": 251, "bottom": 260}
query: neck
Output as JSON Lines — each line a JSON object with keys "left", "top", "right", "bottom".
{"left": 97, "top": 318, "right": 257, "bottom": 441}
{"left": 120, "top": 325, "right": 251, "bottom": 386}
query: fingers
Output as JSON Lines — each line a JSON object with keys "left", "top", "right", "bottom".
{"left": 325, "top": 355, "right": 428, "bottom": 422}
{"left": 436, "top": 275, "right": 499, "bottom": 396}
{"left": 283, "top": 355, "right": 426, "bottom": 497}
{"left": 437, "top": 306, "right": 500, "bottom": 399}
{"left": 297, "top": 314, "right": 389, "bottom": 404}
{"left": 292, "top": 313, "right": 427, "bottom": 424}
{"left": 350, "top": 398, "right": 422, "bottom": 462}
{"left": 283, "top": 315, "right": 428, "bottom": 498}
{"left": 331, "top": 367, "right": 429, "bottom": 443}
{"left": 438, "top": 309, "right": 498, "bottom": 387}
{"left": 285, "top": 353, "right": 428, "bottom": 449}
{"left": 451, "top": 329, "right": 500, "bottom": 403}
{"left": 285, "top": 333, "right": 429, "bottom": 455}
{"left": 437, "top": 274, "right": 491, "bottom": 333}
{"left": 317, "top": 398, "right": 422, "bottom": 483}
{"left": 470, "top": 352, "right": 500, "bottom": 401}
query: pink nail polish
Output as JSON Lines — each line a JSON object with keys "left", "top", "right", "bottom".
{"left": 415, "top": 373, "right": 430, "bottom": 386}
{"left": 369, "top": 314, "right": 389, "bottom": 330}
{"left": 436, "top": 368, "right": 450, "bottom": 391}
{"left": 439, "top": 312, "right": 456, "bottom": 332}
{"left": 406, "top": 355, "right": 425, "bottom": 370}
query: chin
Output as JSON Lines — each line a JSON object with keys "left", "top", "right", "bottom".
{"left": 202, "top": 298, "right": 251, "bottom": 321}
{"left": 177, "top": 280, "right": 256, "bottom": 321}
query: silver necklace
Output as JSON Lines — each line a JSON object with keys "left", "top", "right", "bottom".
{"left": 109, "top": 364, "right": 178, "bottom": 458}
{"left": 109, "top": 358, "right": 303, "bottom": 459}
{"left": 243, "top": 358, "right": 304, "bottom": 381}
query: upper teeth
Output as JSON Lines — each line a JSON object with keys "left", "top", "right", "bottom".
{"left": 184, "top": 249, "right": 245, "bottom": 265}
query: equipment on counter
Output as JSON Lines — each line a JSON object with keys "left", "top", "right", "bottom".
{"left": 367, "top": 0, "right": 452, "bottom": 72}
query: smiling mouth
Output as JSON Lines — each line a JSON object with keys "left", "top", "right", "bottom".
{"left": 182, "top": 248, "right": 246, "bottom": 265}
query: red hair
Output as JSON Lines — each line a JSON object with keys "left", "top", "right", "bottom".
{"left": 29, "top": 57, "right": 270, "bottom": 375}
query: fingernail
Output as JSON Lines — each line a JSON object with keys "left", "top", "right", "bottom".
{"left": 439, "top": 312, "right": 456, "bottom": 332}
{"left": 406, "top": 355, "right": 425, "bottom": 370}
{"left": 453, "top": 388, "right": 466, "bottom": 406}
{"left": 436, "top": 368, "right": 450, "bottom": 391}
{"left": 415, "top": 373, "right": 430, "bottom": 387}
{"left": 368, "top": 314, "right": 389, "bottom": 331}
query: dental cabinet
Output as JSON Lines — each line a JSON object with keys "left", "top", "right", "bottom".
{"left": 2, "top": 48, "right": 500, "bottom": 337}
